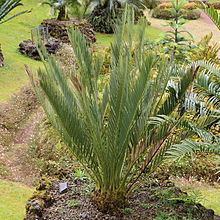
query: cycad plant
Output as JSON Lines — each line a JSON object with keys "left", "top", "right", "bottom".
{"left": 27, "top": 14, "right": 215, "bottom": 210}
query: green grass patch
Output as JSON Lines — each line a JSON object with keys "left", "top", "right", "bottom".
{"left": 0, "top": 0, "right": 51, "bottom": 101}
{"left": 95, "top": 25, "right": 164, "bottom": 47}
{"left": 175, "top": 179, "right": 220, "bottom": 215}
{"left": 0, "top": 0, "right": 163, "bottom": 101}
{"left": 0, "top": 179, "right": 33, "bottom": 220}
{"left": 199, "top": 185, "right": 220, "bottom": 215}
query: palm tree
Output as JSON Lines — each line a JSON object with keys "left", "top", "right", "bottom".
{"left": 88, "top": 0, "right": 146, "bottom": 33}
{"left": 27, "top": 15, "right": 218, "bottom": 210}
{"left": 42, "top": 0, "right": 81, "bottom": 21}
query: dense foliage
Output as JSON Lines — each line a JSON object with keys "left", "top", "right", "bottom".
{"left": 0, "top": 0, "right": 29, "bottom": 24}
{"left": 26, "top": 8, "right": 220, "bottom": 210}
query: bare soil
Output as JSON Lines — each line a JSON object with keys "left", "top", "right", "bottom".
{"left": 40, "top": 177, "right": 214, "bottom": 220}
{"left": 0, "top": 87, "right": 42, "bottom": 186}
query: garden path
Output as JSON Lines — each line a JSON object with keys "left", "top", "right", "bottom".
{"left": 149, "top": 12, "right": 220, "bottom": 44}
{"left": 0, "top": 109, "right": 43, "bottom": 186}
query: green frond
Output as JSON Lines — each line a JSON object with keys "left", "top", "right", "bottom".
{"left": 167, "top": 139, "right": 220, "bottom": 160}
{"left": 204, "top": 6, "right": 220, "bottom": 30}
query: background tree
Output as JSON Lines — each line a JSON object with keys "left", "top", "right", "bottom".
{"left": 42, "top": 0, "right": 82, "bottom": 21}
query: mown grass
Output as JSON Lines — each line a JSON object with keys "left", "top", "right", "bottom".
{"left": 0, "top": 179, "right": 33, "bottom": 220}
{"left": 0, "top": 0, "right": 163, "bottom": 102}
{"left": 96, "top": 25, "right": 164, "bottom": 47}
{"left": 0, "top": 0, "right": 51, "bottom": 101}
{"left": 175, "top": 178, "right": 220, "bottom": 215}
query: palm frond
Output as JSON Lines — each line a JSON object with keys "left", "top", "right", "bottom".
{"left": 167, "top": 139, "right": 220, "bottom": 160}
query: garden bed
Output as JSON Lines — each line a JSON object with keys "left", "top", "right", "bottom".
{"left": 19, "top": 39, "right": 61, "bottom": 60}
{"left": 41, "top": 18, "right": 96, "bottom": 44}
{"left": 25, "top": 175, "right": 217, "bottom": 220}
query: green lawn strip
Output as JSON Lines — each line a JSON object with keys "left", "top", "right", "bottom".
{"left": 0, "top": 179, "right": 33, "bottom": 220}
{"left": 175, "top": 179, "right": 220, "bottom": 216}
{"left": 95, "top": 25, "right": 164, "bottom": 47}
{"left": 0, "top": 0, "right": 51, "bottom": 101}
{"left": 199, "top": 185, "right": 220, "bottom": 215}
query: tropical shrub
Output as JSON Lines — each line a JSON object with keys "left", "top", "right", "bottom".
{"left": 27, "top": 13, "right": 219, "bottom": 211}
{"left": 157, "top": 3, "right": 172, "bottom": 9}
{"left": 159, "top": 1, "right": 195, "bottom": 62}
{"left": 42, "top": 0, "right": 81, "bottom": 21}
{"left": 87, "top": 0, "right": 145, "bottom": 33}
{"left": 189, "top": 33, "right": 220, "bottom": 64}
{"left": 152, "top": 7, "right": 200, "bottom": 20}
{"left": 183, "top": 2, "right": 197, "bottom": 10}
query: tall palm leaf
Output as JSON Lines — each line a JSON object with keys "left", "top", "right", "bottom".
{"left": 0, "top": 0, "right": 30, "bottom": 24}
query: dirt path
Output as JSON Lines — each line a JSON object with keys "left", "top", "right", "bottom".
{"left": 0, "top": 109, "right": 43, "bottom": 186}
{"left": 149, "top": 12, "right": 220, "bottom": 43}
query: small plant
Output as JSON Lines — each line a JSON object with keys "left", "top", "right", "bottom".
{"left": 161, "top": 0, "right": 195, "bottom": 61}
{"left": 74, "top": 169, "right": 88, "bottom": 181}
{"left": 121, "top": 207, "right": 134, "bottom": 214}
{"left": 67, "top": 199, "right": 80, "bottom": 208}
{"left": 169, "top": 189, "right": 203, "bottom": 205}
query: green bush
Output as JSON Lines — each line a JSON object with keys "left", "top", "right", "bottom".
{"left": 152, "top": 8, "right": 173, "bottom": 19}
{"left": 181, "top": 9, "right": 200, "bottom": 20}
{"left": 152, "top": 6, "right": 200, "bottom": 20}
{"left": 157, "top": 154, "right": 219, "bottom": 182}
{"left": 183, "top": 3, "right": 197, "bottom": 10}
{"left": 88, "top": 4, "right": 144, "bottom": 33}
{"left": 207, "top": 2, "right": 220, "bottom": 10}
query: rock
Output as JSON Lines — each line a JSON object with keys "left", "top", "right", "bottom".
{"left": 41, "top": 18, "right": 96, "bottom": 44}
{"left": 204, "top": 209, "right": 215, "bottom": 220}
{"left": 0, "top": 44, "right": 4, "bottom": 68}
{"left": 79, "top": 213, "right": 90, "bottom": 219}
{"left": 25, "top": 177, "right": 53, "bottom": 220}
{"left": 59, "top": 182, "right": 68, "bottom": 194}
{"left": 19, "top": 39, "right": 61, "bottom": 60}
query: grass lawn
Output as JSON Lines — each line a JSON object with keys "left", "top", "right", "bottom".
{"left": 0, "top": 0, "right": 163, "bottom": 102}
{"left": 175, "top": 178, "right": 220, "bottom": 216}
{"left": 0, "top": 0, "right": 51, "bottom": 101}
{"left": 0, "top": 179, "right": 33, "bottom": 220}
{"left": 96, "top": 25, "right": 164, "bottom": 47}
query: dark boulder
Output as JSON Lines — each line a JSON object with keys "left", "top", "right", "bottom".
{"left": 41, "top": 18, "right": 96, "bottom": 44}
{"left": 19, "top": 39, "right": 61, "bottom": 60}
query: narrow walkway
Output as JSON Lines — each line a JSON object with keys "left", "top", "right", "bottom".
{"left": 0, "top": 110, "right": 43, "bottom": 186}
{"left": 150, "top": 11, "right": 220, "bottom": 43}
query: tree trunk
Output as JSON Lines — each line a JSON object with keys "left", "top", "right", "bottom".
{"left": 93, "top": 190, "right": 127, "bottom": 213}
{"left": 0, "top": 44, "right": 4, "bottom": 68}
{"left": 57, "top": 6, "right": 69, "bottom": 21}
